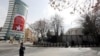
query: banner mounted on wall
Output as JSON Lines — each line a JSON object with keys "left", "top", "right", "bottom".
{"left": 12, "top": 15, "right": 25, "bottom": 31}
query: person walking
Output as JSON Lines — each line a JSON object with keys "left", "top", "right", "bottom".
{"left": 19, "top": 42, "right": 25, "bottom": 56}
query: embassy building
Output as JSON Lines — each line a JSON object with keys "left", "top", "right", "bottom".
{"left": 0, "top": 0, "right": 28, "bottom": 40}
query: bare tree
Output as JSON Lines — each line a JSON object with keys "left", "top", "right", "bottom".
{"left": 49, "top": 0, "right": 100, "bottom": 14}
{"left": 51, "top": 14, "right": 63, "bottom": 37}
{"left": 31, "top": 19, "right": 49, "bottom": 41}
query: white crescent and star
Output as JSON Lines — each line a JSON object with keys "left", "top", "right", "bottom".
{"left": 16, "top": 25, "right": 21, "bottom": 31}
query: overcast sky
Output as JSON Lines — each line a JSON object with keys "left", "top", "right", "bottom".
{"left": 0, "top": 0, "right": 81, "bottom": 31}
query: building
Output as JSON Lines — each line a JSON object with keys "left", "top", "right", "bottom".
{"left": 66, "top": 28, "right": 83, "bottom": 35}
{"left": 62, "top": 28, "right": 83, "bottom": 43}
{"left": 25, "top": 28, "right": 36, "bottom": 42}
{"left": 0, "top": 0, "right": 28, "bottom": 40}
{"left": 0, "top": 27, "right": 2, "bottom": 31}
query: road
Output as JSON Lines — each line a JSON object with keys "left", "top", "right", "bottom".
{"left": 0, "top": 41, "right": 100, "bottom": 56}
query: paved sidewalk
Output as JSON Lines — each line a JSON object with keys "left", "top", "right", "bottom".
{"left": 13, "top": 48, "right": 100, "bottom": 56}
{"left": 1, "top": 41, "right": 100, "bottom": 56}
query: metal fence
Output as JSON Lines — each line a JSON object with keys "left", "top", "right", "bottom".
{"left": 33, "top": 35, "right": 100, "bottom": 47}
{"left": 33, "top": 42, "right": 67, "bottom": 47}
{"left": 63, "top": 35, "right": 99, "bottom": 47}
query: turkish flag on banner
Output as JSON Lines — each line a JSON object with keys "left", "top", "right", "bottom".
{"left": 12, "top": 16, "right": 25, "bottom": 31}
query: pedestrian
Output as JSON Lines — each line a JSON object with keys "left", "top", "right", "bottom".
{"left": 71, "top": 40, "right": 75, "bottom": 47}
{"left": 19, "top": 42, "right": 25, "bottom": 56}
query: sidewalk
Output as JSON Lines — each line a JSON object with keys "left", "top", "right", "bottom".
{"left": 0, "top": 41, "right": 19, "bottom": 48}
{"left": 14, "top": 48, "right": 100, "bottom": 56}
{"left": 0, "top": 41, "right": 33, "bottom": 47}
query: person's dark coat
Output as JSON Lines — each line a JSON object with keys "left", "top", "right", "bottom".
{"left": 19, "top": 43, "right": 25, "bottom": 56}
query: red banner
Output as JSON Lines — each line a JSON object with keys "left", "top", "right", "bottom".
{"left": 12, "top": 16, "right": 25, "bottom": 31}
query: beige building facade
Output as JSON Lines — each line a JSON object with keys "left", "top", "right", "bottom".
{"left": 25, "top": 28, "right": 36, "bottom": 42}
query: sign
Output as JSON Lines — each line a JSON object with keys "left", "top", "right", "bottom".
{"left": 12, "top": 16, "right": 25, "bottom": 31}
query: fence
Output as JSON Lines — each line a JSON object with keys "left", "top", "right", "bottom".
{"left": 63, "top": 35, "right": 100, "bottom": 47}
{"left": 33, "top": 35, "right": 100, "bottom": 47}
{"left": 33, "top": 42, "right": 68, "bottom": 47}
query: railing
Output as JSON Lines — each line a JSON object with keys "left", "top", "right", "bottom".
{"left": 33, "top": 35, "right": 100, "bottom": 47}
{"left": 33, "top": 42, "right": 67, "bottom": 47}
